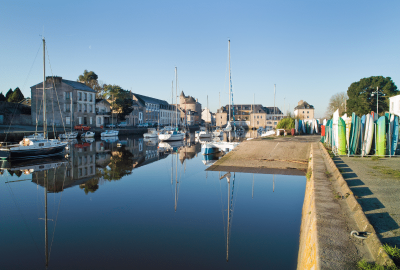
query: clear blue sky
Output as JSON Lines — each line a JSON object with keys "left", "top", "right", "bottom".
{"left": 1, "top": 0, "right": 399, "bottom": 118}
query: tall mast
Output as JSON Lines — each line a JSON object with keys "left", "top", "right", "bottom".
{"left": 175, "top": 67, "right": 178, "bottom": 128}
{"left": 43, "top": 38, "right": 47, "bottom": 139}
{"left": 228, "top": 40, "right": 231, "bottom": 123}
{"left": 274, "top": 84, "right": 276, "bottom": 118}
{"left": 171, "top": 81, "right": 173, "bottom": 127}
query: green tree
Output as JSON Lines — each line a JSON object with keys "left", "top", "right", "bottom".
{"left": 5, "top": 88, "right": 13, "bottom": 101}
{"left": 78, "top": 70, "right": 103, "bottom": 98}
{"left": 347, "top": 76, "right": 398, "bottom": 116}
{"left": 325, "top": 92, "right": 348, "bottom": 119}
{"left": 276, "top": 117, "right": 295, "bottom": 130}
{"left": 0, "top": 92, "right": 6, "bottom": 101}
{"left": 8, "top": 87, "right": 24, "bottom": 103}
{"left": 103, "top": 84, "right": 133, "bottom": 119}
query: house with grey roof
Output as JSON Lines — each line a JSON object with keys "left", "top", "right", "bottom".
{"left": 131, "top": 93, "right": 179, "bottom": 126}
{"left": 294, "top": 100, "right": 314, "bottom": 120}
{"left": 215, "top": 104, "right": 284, "bottom": 130}
{"left": 31, "top": 76, "right": 96, "bottom": 128}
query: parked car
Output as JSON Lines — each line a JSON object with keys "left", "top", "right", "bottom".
{"left": 106, "top": 124, "right": 116, "bottom": 128}
{"left": 118, "top": 122, "right": 127, "bottom": 128}
{"left": 74, "top": 124, "right": 91, "bottom": 131}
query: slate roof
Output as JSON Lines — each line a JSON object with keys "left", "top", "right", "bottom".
{"left": 218, "top": 104, "right": 283, "bottom": 114}
{"left": 62, "top": 80, "right": 96, "bottom": 93}
{"left": 294, "top": 101, "right": 314, "bottom": 110}
{"left": 132, "top": 93, "right": 169, "bottom": 106}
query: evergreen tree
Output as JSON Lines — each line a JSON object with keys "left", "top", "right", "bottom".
{"left": 347, "top": 76, "right": 398, "bottom": 116}
{"left": 9, "top": 87, "right": 24, "bottom": 103}
{"left": 5, "top": 88, "right": 13, "bottom": 101}
{"left": 0, "top": 92, "right": 6, "bottom": 101}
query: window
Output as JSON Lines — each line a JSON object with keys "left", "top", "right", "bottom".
{"left": 66, "top": 117, "right": 70, "bottom": 125}
{"left": 78, "top": 117, "right": 82, "bottom": 124}
{"left": 90, "top": 94, "right": 93, "bottom": 102}
{"left": 78, "top": 92, "right": 82, "bottom": 101}
{"left": 84, "top": 93, "right": 87, "bottom": 101}
{"left": 90, "top": 117, "right": 92, "bottom": 125}
{"left": 97, "top": 117, "right": 101, "bottom": 124}
{"left": 78, "top": 104, "right": 82, "bottom": 112}
{"left": 65, "top": 92, "right": 70, "bottom": 100}
{"left": 307, "top": 116, "right": 309, "bottom": 118}
{"left": 84, "top": 104, "right": 87, "bottom": 112}
{"left": 307, "top": 111, "right": 309, "bottom": 114}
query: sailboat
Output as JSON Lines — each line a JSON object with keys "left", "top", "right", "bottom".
{"left": 59, "top": 93, "right": 78, "bottom": 139}
{"left": 0, "top": 38, "right": 68, "bottom": 160}
{"left": 159, "top": 67, "right": 185, "bottom": 141}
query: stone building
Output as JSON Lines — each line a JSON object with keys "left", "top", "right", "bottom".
{"left": 31, "top": 76, "right": 96, "bottom": 128}
{"left": 215, "top": 104, "right": 283, "bottom": 130}
{"left": 179, "top": 91, "right": 202, "bottom": 125}
{"left": 95, "top": 99, "right": 111, "bottom": 127}
{"left": 124, "top": 100, "right": 142, "bottom": 126}
{"left": 294, "top": 100, "right": 315, "bottom": 120}
{"left": 131, "top": 93, "right": 179, "bottom": 126}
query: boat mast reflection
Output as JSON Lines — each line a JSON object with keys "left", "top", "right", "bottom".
{"left": 220, "top": 171, "right": 235, "bottom": 262}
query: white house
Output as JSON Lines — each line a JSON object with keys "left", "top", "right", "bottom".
{"left": 389, "top": 94, "right": 400, "bottom": 116}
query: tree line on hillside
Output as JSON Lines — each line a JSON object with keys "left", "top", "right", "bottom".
{"left": 325, "top": 76, "right": 399, "bottom": 119}
{"left": 78, "top": 70, "right": 133, "bottom": 120}
{"left": 0, "top": 87, "right": 25, "bottom": 103}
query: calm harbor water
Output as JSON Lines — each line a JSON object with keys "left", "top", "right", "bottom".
{"left": 0, "top": 135, "right": 305, "bottom": 270}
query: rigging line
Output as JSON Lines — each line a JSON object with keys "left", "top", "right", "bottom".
{"left": 4, "top": 176, "right": 43, "bottom": 259}
{"left": 4, "top": 42, "right": 42, "bottom": 141}
{"left": 45, "top": 46, "right": 67, "bottom": 135}
{"left": 21, "top": 42, "right": 42, "bottom": 90}
{"left": 48, "top": 166, "right": 66, "bottom": 261}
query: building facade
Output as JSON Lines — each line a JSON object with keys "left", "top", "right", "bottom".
{"left": 215, "top": 104, "right": 283, "bottom": 130}
{"left": 95, "top": 99, "right": 111, "bottom": 127}
{"left": 31, "top": 76, "right": 96, "bottom": 128}
{"left": 389, "top": 95, "right": 400, "bottom": 117}
{"left": 294, "top": 100, "right": 315, "bottom": 120}
{"left": 131, "top": 93, "right": 179, "bottom": 126}
{"left": 179, "top": 91, "right": 202, "bottom": 125}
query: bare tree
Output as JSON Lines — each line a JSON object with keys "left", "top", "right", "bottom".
{"left": 325, "top": 92, "right": 348, "bottom": 119}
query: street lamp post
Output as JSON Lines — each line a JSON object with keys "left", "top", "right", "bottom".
{"left": 371, "top": 86, "right": 380, "bottom": 116}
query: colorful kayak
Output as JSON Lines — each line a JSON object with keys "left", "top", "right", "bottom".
{"left": 376, "top": 116, "right": 387, "bottom": 156}
{"left": 391, "top": 115, "right": 399, "bottom": 155}
{"left": 362, "top": 114, "right": 374, "bottom": 156}
{"left": 338, "top": 117, "right": 346, "bottom": 155}
{"left": 349, "top": 113, "right": 360, "bottom": 155}
{"left": 345, "top": 117, "right": 352, "bottom": 150}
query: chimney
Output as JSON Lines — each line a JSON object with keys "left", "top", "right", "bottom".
{"left": 298, "top": 100, "right": 303, "bottom": 106}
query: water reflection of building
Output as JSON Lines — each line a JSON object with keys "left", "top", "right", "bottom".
{"left": 178, "top": 143, "right": 201, "bottom": 163}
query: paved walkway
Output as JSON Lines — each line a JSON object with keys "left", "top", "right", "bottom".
{"left": 207, "top": 135, "right": 319, "bottom": 175}
{"left": 333, "top": 156, "right": 400, "bottom": 248}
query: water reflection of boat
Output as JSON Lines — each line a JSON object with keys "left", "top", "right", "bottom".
{"left": 0, "top": 156, "right": 66, "bottom": 174}
{"left": 81, "top": 138, "right": 95, "bottom": 143}
{"left": 144, "top": 137, "right": 158, "bottom": 146}
{"left": 201, "top": 152, "right": 220, "bottom": 166}
{"left": 102, "top": 136, "right": 119, "bottom": 143}
{"left": 74, "top": 142, "right": 91, "bottom": 148}
{"left": 158, "top": 141, "right": 185, "bottom": 152}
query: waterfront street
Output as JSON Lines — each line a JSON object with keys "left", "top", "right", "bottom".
{"left": 334, "top": 156, "right": 400, "bottom": 249}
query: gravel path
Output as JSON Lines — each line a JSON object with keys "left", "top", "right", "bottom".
{"left": 333, "top": 156, "right": 400, "bottom": 248}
